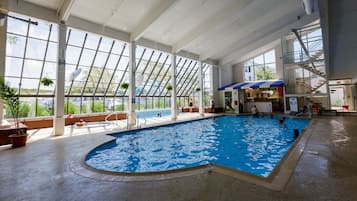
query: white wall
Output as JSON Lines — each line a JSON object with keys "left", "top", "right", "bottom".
{"left": 219, "top": 64, "right": 233, "bottom": 87}
{"left": 211, "top": 66, "right": 222, "bottom": 107}
{"left": 232, "top": 63, "right": 244, "bottom": 83}
{"left": 321, "top": 0, "right": 357, "bottom": 80}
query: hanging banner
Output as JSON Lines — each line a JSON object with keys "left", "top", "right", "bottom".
{"left": 289, "top": 97, "right": 298, "bottom": 112}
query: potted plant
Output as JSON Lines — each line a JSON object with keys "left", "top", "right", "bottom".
{"left": 120, "top": 82, "right": 129, "bottom": 90}
{"left": 40, "top": 77, "right": 54, "bottom": 86}
{"left": 166, "top": 84, "right": 173, "bottom": 92}
{"left": 0, "top": 78, "right": 28, "bottom": 148}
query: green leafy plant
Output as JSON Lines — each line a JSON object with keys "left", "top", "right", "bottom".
{"left": 120, "top": 83, "right": 129, "bottom": 90}
{"left": 91, "top": 101, "right": 104, "bottom": 113}
{"left": 64, "top": 101, "right": 79, "bottom": 114}
{"left": 166, "top": 84, "right": 173, "bottom": 91}
{"left": 40, "top": 77, "right": 54, "bottom": 86}
{"left": 256, "top": 65, "right": 275, "bottom": 80}
{"left": 115, "top": 104, "right": 125, "bottom": 111}
{"left": 0, "top": 78, "right": 25, "bottom": 135}
{"left": 36, "top": 104, "right": 50, "bottom": 116}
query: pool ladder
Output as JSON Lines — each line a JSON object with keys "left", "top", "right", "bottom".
{"left": 136, "top": 115, "right": 147, "bottom": 129}
{"left": 105, "top": 112, "right": 119, "bottom": 126}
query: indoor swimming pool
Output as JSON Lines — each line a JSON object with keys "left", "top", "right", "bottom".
{"left": 85, "top": 115, "right": 310, "bottom": 177}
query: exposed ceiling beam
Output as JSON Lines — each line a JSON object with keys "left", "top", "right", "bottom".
{"left": 58, "top": 0, "right": 75, "bottom": 22}
{"left": 173, "top": 0, "right": 252, "bottom": 53}
{"left": 199, "top": 0, "right": 301, "bottom": 61}
{"left": 130, "top": 0, "right": 176, "bottom": 41}
{"left": 1, "top": 0, "right": 59, "bottom": 23}
{"left": 220, "top": 12, "right": 319, "bottom": 66}
{"left": 102, "top": 0, "right": 125, "bottom": 28}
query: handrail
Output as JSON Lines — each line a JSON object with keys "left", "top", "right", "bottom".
{"left": 105, "top": 111, "right": 119, "bottom": 125}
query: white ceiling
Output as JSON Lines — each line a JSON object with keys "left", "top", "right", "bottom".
{"left": 22, "top": 0, "right": 319, "bottom": 65}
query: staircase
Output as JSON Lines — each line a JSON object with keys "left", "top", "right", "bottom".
{"left": 298, "top": 62, "right": 326, "bottom": 78}
{"left": 311, "top": 80, "right": 327, "bottom": 93}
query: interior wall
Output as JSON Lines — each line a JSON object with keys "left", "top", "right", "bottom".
{"left": 275, "top": 43, "right": 284, "bottom": 80}
{"left": 232, "top": 63, "right": 244, "bottom": 83}
{"left": 0, "top": 17, "right": 6, "bottom": 123}
{"left": 211, "top": 66, "right": 222, "bottom": 108}
{"left": 321, "top": 0, "right": 357, "bottom": 80}
{"left": 219, "top": 64, "right": 233, "bottom": 87}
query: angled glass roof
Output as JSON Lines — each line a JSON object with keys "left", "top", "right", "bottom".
{"left": 4, "top": 12, "right": 213, "bottom": 117}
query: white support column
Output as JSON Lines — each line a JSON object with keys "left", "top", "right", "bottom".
{"left": 283, "top": 87, "right": 287, "bottom": 114}
{"left": 171, "top": 53, "right": 177, "bottom": 121}
{"left": 0, "top": 17, "right": 8, "bottom": 127}
{"left": 198, "top": 61, "right": 204, "bottom": 116}
{"left": 326, "top": 84, "right": 331, "bottom": 109}
{"left": 53, "top": 22, "right": 67, "bottom": 136}
{"left": 128, "top": 41, "right": 136, "bottom": 128}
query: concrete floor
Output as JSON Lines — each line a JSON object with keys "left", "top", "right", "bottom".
{"left": 0, "top": 116, "right": 357, "bottom": 201}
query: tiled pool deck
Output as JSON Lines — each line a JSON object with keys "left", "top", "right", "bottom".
{"left": 0, "top": 114, "right": 356, "bottom": 201}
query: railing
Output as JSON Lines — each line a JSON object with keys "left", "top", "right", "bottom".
{"left": 283, "top": 49, "right": 324, "bottom": 64}
{"left": 105, "top": 111, "right": 119, "bottom": 125}
{"left": 283, "top": 39, "right": 324, "bottom": 64}
{"left": 135, "top": 114, "right": 147, "bottom": 128}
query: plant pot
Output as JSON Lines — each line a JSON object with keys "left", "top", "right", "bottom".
{"left": 9, "top": 134, "right": 28, "bottom": 148}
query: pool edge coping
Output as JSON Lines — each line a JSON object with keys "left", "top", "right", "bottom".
{"left": 73, "top": 114, "right": 314, "bottom": 191}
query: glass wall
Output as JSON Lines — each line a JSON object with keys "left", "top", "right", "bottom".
{"left": 203, "top": 65, "right": 213, "bottom": 106}
{"left": 243, "top": 49, "right": 276, "bottom": 81}
{"left": 282, "top": 24, "right": 328, "bottom": 111}
{"left": 5, "top": 13, "right": 58, "bottom": 118}
{"left": 4, "top": 12, "right": 212, "bottom": 118}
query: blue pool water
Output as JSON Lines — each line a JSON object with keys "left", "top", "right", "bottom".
{"left": 136, "top": 108, "right": 172, "bottom": 119}
{"left": 85, "top": 115, "right": 310, "bottom": 177}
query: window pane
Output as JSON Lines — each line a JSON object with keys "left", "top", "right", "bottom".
{"left": 42, "top": 62, "right": 57, "bottom": 79}
{"left": 5, "top": 57, "right": 23, "bottom": 77}
{"left": 29, "top": 21, "right": 50, "bottom": 40}
{"left": 7, "top": 14, "right": 28, "bottom": 35}
{"left": 50, "top": 25, "right": 58, "bottom": 42}
{"left": 264, "top": 50, "right": 275, "bottom": 63}
{"left": 68, "top": 29, "right": 85, "bottom": 46}
{"left": 79, "top": 49, "right": 95, "bottom": 66}
{"left": 23, "top": 60, "right": 43, "bottom": 78}
{"left": 37, "top": 98, "right": 53, "bottom": 116}
{"left": 39, "top": 81, "right": 55, "bottom": 95}
{"left": 46, "top": 42, "right": 58, "bottom": 62}
{"left": 71, "top": 81, "right": 84, "bottom": 94}
{"left": 112, "top": 41, "right": 126, "bottom": 55}
{"left": 26, "top": 38, "right": 47, "bottom": 60}
{"left": 76, "top": 66, "right": 90, "bottom": 81}
{"left": 85, "top": 34, "right": 100, "bottom": 49}
{"left": 6, "top": 34, "right": 26, "bottom": 57}
{"left": 254, "top": 55, "right": 264, "bottom": 65}
{"left": 4, "top": 77, "right": 20, "bottom": 89}
{"left": 117, "top": 56, "right": 129, "bottom": 70}
{"left": 18, "top": 98, "right": 36, "bottom": 118}
{"left": 93, "top": 52, "right": 109, "bottom": 67}
{"left": 99, "top": 38, "right": 113, "bottom": 52}
{"left": 106, "top": 54, "right": 120, "bottom": 69}
{"left": 66, "top": 46, "right": 82, "bottom": 64}
{"left": 65, "top": 64, "right": 76, "bottom": 81}
{"left": 21, "top": 78, "right": 39, "bottom": 95}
